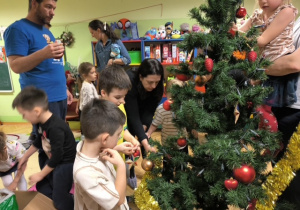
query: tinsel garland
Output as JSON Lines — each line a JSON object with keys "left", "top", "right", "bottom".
{"left": 134, "top": 172, "right": 160, "bottom": 210}
{"left": 257, "top": 124, "right": 300, "bottom": 209}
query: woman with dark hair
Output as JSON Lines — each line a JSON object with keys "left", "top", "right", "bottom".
{"left": 125, "top": 59, "right": 164, "bottom": 154}
{"left": 88, "top": 20, "right": 131, "bottom": 90}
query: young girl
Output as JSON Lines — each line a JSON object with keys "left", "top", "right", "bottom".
{"left": 0, "top": 132, "right": 27, "bottom": 191}
{"left": 76, "top": 62, "right": 99, "bottom": 125}
{"left": 239, "top": 0, "right": 298, "bottom": 107}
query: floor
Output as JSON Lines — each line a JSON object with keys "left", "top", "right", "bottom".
{"left": 0, "top": 122, "right": 162, "bottom": 210}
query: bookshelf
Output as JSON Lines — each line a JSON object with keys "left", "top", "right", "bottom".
{"left": 91, "top": 39, "right": 197, "bottom": 67}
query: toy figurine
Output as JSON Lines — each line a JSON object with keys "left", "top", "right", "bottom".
{"left": 192, "top": 24, "right": 202, "bottom": 33}
{"left": 110, "top": 43, "right": 122, "bottom": 59}
{"left": 180, "top": 23, "right": 190, "bottom": 35}
{"left": 144, "top": 27, "right": 157, "bottom": 40}
{"left": 156, "top": 28, "right": 166, "bottom": 39}
{"left": 171, "top": 29, "right": 181, "bottom": 39}
{"left": 165, "top": 22, "right": 173, "bottom": 39}
{"left": 117, "top": 18, "right": 131, "bottom": 39}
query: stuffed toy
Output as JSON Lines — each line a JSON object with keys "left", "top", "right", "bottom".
{"left": 144, "top": 27, "right": 157, "bottom": 40}
{"left": 180, "top": 23, "right": 190, "bottom": 35}
{"left": 110, "top": 43, "right": 122, "bottom": 59}
{"left": 165, "top": 22, "right": 173, "bottom": 39}
{"left": 117, "top": 18, "right": 131, "bottom": 39}
{"left": 156, "top": 28, "right": 166, "bottom": 39}
{"left": 171, "top": 29, "right": 181, "bottom": 39}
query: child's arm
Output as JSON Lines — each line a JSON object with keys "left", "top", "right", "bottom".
{"left": 29, "top": 165, "right": 54, "bottom": 185}
{"left": 123, "top": 129, "right": 140, "bottom": 147}
{"left": 17, "top": 145, "right": 38, "bottom": 170}
{"left": 101, "top": 148, "right": 126, "bottom": 206}
{"left": 146, "top": 124, "right": 158, "bottom": 139}
{"left": 257, "top": 7, "right": 295, "bottom": 48}
{"left": 238, "top": 18, "right": 252, "bottom": 33}
{"left": 75, "top": 98, "right": 80, "bottom": 114}
{"left": 6, "top": 162, "right": 27, "bottom": 191}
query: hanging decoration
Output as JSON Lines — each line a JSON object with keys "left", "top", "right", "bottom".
{"left": 134, "top": 172, "right": 161, "bottom": 210}
{"left": 247, "top": 50, "right": 258, "bottom": 63}
{"left": 233, "top": 50, "right": 247, "bottom": 60}
{"left": 256, "top": 125, "right": 300, "bottom": 209}
{"left": 60, "top": 31, "right": 75, "bottom": 47}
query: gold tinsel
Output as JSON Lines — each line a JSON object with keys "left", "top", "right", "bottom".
{"left": 233, "top": 50, "right": 247, "bottom": 60}
{"left": 134, "top": 172, "right": 161, "bottom": 210}
{"left": 257, "top": 124, "right": 300, "bottom": 209}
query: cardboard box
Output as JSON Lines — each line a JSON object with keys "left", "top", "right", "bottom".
{"left": 15, "top": 191, "right": 56, "bottom": 210}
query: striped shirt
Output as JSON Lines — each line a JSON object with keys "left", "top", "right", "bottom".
{"left": 152, "top": 104, "right": 182, "bottom": 145}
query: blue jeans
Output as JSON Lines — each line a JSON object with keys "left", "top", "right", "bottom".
{"left": 36, "top": 162, "right": 74, "bottom": 210}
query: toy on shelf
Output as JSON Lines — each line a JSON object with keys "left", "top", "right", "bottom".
{"left": 110, "top": 43, "right": 122, "bottom": 59}
{"left": 171, "top": 29, "right": 181, "bottom": 39}
{"left": 192, "top": 24, "right": 202, "bottom": 33}
{"left": 180, "top": 23, "right": 190, "bottom": 35}
{"left": 110, "top": 18, "right": 139, "bottom": 40}
{"left": 156, "top": 25, "right": 166, "bottom": 39}
{"left": 144, "top": 27, "right": 157, "bottom": 40}
{"left": 165, "top": 22, "right": 173, "bottom": 39}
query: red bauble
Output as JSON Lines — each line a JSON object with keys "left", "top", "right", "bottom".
{"left": 224, "top": 178, "right": 239, "bottom": 190}
{"left": 247, "top": 199, "right": 257, "bottom": 210}
{"left": 228, "top": 28, "right": 236, "bottom": 38}
{"left": 177, "top": 137, "right": 187, "bottom": 148}
{"left": 236, "top": 7, "right": 247, "bottom": 18}
{"left": 176, "top": 74, "right": 190, "bottom": 81}
{"left": 233, "top": 165, "right": 256, "bottom": 184}
{"left": 163, "top": 99, "right": 173, "bottom": 111}
{"left": 248, "top": 50, "right": 257, "bottom": 63}
{"left": 133, "top": 150, "right": 140, "bottom": 157}
{"left": 205, "top": 56, "right": 213, "bottom": 72}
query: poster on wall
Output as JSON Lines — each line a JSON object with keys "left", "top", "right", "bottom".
{"left": 0, "top": 46, "right": 14, "bottom": 92}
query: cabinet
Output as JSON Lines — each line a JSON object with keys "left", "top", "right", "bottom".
{"left": 91, "top": 39, "right": 197, "bottom": 67}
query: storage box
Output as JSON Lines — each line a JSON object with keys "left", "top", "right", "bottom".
{"left": 15, "top": 191, "right": 56, "bottom": 210}
{"left": 128, "top": 51, "right": 141, "bottom": 64}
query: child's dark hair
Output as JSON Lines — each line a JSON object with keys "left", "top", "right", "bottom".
{"left": 81, "top": 99, "right": 125, "bottom": 139}
{"left": 78, "top": 62, "right": 94, "bottom": 77}
{"left": 12, "top": 86, "right": 49, "bottom": 111}
{"left": 0, "top": 132, "right": 6, "bottom": 154}
{"left": 88, "top": 19, "right": 119, "bottom": 43}
{"left": 99, "top": 65, "right": 132, "bottom": 94}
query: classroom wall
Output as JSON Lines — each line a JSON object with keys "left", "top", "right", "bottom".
{"left": 0, "top": 0, "right": 299, "bottom": 122}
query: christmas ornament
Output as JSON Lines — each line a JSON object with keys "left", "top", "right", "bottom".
{"left": 233, "top": 50, "right": 246, "bottom": 60}
{"left": 194, "top": 85, "right": 206, "bottom": 93}
{"left": 224, "top": 177, "right": 239, "bottom": 190}
{"left": 247, "top": 199, "right": 257, "bottom": 210}
{"left": 234, "top": 103, "right": 240, "bottom": 124}
{"left": 177, "top": 137, "right": 187, "bottom": 149}
{"left": 195, "top": 74, "right": 213, "bottom": 86}
{"left": 233, "top": 164, "right": 256, "bottom": 184}
{"left": 204, "top": 55, "right": 213, "bottom": 72}
{"left": 141, "top": 159, "right": 154, "bottom": 171}
{"left": 236, "top": 6, "right": 247, "bottom": 18}
{"left": 60, "top": 31, "right": 75, "bottom": 47}
{"left": 176, "top": 74, "right": 190, "bottom": 81}
{"left": 247, "top": 50, "right": 257, "bottom": 63}
{"left": 133, "top": 149, "right": 140, "bottom": 158}
{"left": 163, "top": 99, "right": 173, "bottom": 111}
{"left": 256, "top": 105, "right": 278, "bottom": 133}
{"left": 228, "top": 28, "right": 236, "bottom": 38}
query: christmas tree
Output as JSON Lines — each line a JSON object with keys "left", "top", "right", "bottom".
{"left": 135, "top": 0, "right": 284, "bottom": 209}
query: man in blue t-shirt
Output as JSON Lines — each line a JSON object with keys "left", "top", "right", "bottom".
{"left": 4, "top": 0, "right": 72, "bottom": 133}
{"left": 4, "top": 0, "right": 73, "bottom": 173}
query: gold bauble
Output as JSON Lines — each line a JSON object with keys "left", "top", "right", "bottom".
{"left": 141, "top": 158, "right": 154, "bottom": 171}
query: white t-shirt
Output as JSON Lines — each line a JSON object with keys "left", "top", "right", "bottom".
{"left": 79, "top": 81, "right": 99, "bottom": 111}
{"left": 73, "top": 141, "right": 129, "bottom": 210}
{"left": 290, "top": 17, "right": 300, "bottom": 109}
{"left": 0, "top": 139, "right": 26, "bottom": 172}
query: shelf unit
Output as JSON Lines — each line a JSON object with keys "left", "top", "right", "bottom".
{"left": 91, "top": 39, "right": 197, "bottom": 67}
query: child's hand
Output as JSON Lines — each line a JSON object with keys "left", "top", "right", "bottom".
{"left": 6, "top": 182, "right": 18, "bottom": 191}
{"left": 145, "top": 132, "right": 151, "bottom": 139}
{"left": 114, "top": 142, "right": 135, "bottom": 155}
{"left": 131, "top": 137, "right": 140, "bottom": 148}
{"left": 29, "top": 172, "right": 44, "bottom": 186}
{"left": 75, "top": 106, "right": 79, "bottom": 115}
{"left": 100, "top": 148, "right": 124, "bottom": 167}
